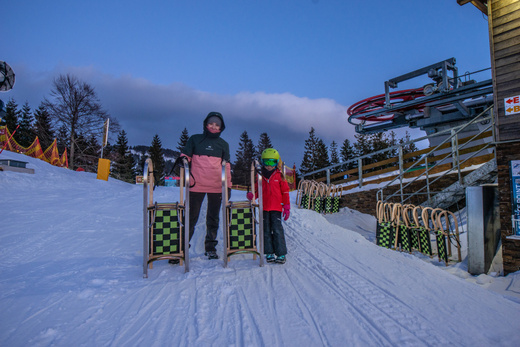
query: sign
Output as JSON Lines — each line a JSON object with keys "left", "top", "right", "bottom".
{"left": 504, "top": 95, "right": 520, "bottom": 116}
{"left": 511, "top": 160, "right": 520, "bottom": 236}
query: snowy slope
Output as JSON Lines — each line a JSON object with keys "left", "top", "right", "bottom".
{"left": 1, "top": 150, "right": 520, "bottom": 347}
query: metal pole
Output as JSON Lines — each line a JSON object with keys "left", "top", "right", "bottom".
{"left": 257, "top": 161, "right": 264, "bottom": 266}
{"left": 398, "top": 145, "right": 404, "bottom": 205}
{"left": 222, "top": 161, "right": 228, "bottom": 268}
{"left": 358, "top": 158, "right": 363, "bottom": 188}
{"left": 143, "top": 160, "right": 150, "bottom": 278}
{"left": 326, "top": 169, "right": 330, "bottom": 185}
{"left": 184, "top": 159, "right": 190, "bottom": 272}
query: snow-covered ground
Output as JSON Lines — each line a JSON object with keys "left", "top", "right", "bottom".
{"left": 1, "top": 150, "right": 520, "bottom": 346}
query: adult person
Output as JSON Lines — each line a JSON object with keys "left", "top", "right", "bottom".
{"left": 172, "top": 112, "right": 232, "bottom": 261}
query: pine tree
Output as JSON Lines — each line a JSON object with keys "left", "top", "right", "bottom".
{"left": 149, "top": 134, "right": 166, "bottom": 186}
{"left": 330, "top": 141, "right": 340, "bottom": 173}
{"left": 256, "top": 132, "right": 273, "bottom": 160}
{"left": 232, "top": 131, "right": 256, "bottom": 186}
{"left": 112, "top": 130, "right": 137, "bottom": 183}
{"left": 369, "top": 132, "right": 390, "bottom": 165}
{"left": 176, "top": 127, "right": 189, "bottom": 154}
{"left": 315, "top": 138, "right": 330, "bottom": 172}
{"left": 16, "top": 102, "right": 35, "bottom": 147}
{"left": 33, "top": 103, "right": 55, "bottom": 150}
{"left": 340, "top": 138, "right": 356, "bottom": 170}
{"left": 300, "top": 127, "right": 318, "bottom": 175}
{"left": 3, "top": 99, "right": 20, "bottom": 135}
{"left": 400, "top": 131, "right": 420, "bottom": 163}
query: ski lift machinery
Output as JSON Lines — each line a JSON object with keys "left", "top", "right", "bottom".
{"left": 0, "top": 61, "right": 16, "bottom": 119}
{"left": 347, "top": 58, "right": 493, "bottom": 144}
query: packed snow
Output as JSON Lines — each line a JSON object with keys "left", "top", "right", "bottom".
{"left": 1, "top": 150, "right": 520, "bottom": 347}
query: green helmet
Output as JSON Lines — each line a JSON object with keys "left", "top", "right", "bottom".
{"left": 261, "top": 148, "right": 280, "bottom": 161}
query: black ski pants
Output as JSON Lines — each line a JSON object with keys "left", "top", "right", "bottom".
{"left": 263, "top": 210, "right": 287, "bottom": 256}
{"left": 188, "top": 192, "right": 222, "bottom": 252}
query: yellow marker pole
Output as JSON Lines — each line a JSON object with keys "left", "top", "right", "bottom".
{"left": 97, "top": 158, "right": 111, "bottom": 181}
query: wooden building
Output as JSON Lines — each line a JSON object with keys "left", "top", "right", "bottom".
{"left": 458, "top": 0, "right": 520, "bottom": 274}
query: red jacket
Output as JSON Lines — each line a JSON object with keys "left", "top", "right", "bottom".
{"left": 255, "top": 169, "right": 290, "bottom": 212}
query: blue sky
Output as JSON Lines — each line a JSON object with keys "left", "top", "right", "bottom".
{"left": 2, "top": 0, "right": 490, "bottom": 166}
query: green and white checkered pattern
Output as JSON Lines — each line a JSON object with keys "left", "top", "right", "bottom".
{"left": 152, "top": 209, "right": 180, "bottom": 255}
{"left": 417, "top": 226, "right": 432, "bottom": 256}
{"left": 400, "top": 225, "right": 412, "bottom": 252}
{"left": 435, "top": 231, "right": 448, "bottom": 264}
{"left": 376, "top": 222, "right": 394, "bottom": 249}
{"left": 229, "top": 207, "right": 254, "bottom": 250}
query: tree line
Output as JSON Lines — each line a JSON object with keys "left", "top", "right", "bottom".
{"left": 1, "top": 73, "right": 418, "bottom": 186}
{"left": 299, "top": 127, "right": 419, "bottom": 179}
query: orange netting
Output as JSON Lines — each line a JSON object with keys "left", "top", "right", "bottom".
{"left": 0, "top": 126, "right": 68, "bottom": 168}
{"left": 283, "top": 164, "right": 297, "bottom": 191}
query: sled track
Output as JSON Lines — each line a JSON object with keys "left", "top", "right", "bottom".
{"left": 284, "top": 221, "right": 450, "bottom": 347}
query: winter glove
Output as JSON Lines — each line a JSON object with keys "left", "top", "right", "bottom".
{"left": 282, "top": 205, "right": 290, "bottom": 221}
{"left": 246, "top": 192, "right": 254, "bottom": 201}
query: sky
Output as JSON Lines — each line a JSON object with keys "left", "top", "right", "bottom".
{"left": 2, "top": 150, "right": 520, "bottom": 346}
{"left": 1, "top": 0, "right": 491, "bottom": 166}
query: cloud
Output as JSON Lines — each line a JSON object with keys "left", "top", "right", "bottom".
{"left": 6, "top": 64, "right": 425, "bottom": 167}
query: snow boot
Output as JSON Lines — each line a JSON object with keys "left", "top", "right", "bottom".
{"left": 275, "top": 255, "right": 286, "bottom": 264}
{"left": 266, "top": 254, "right": 276, "bottom": 263}
{"left": 205, "top": 251, "right": 219, "bottom": 260}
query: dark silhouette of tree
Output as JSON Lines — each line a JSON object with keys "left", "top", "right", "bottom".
{"left": 43, "top": 73, "right": 119, "bottom": 170}
{"left": 176, "top": 127, "right": 189, "bottom": 153}
{"left": 340, "top": 138, "right": 356, "bottom": 170}
{"left": 232, "top": 131, "right": 256, "bottom": 186}
{"left": 300, "top": 127, "right": 318, "bottom": 176}
{"left": 330, "top": 140, "right": 340, "bottom": 173}
{"left": 400, "top": 131, "right": 420, "bottom": 163}
{"left": 3, "top": 99, "right": 20, "bottom": 134}
{"left": 111, "top": 130, "right": 137, "bottom": 183}
{"left": 16, "top": 101, "right": 35, "bottom": 147}
{"left": 149, "top": 134, "right": 166, "bottom": 186}
{"left": 256, "top": 132, "right": 273, "bottom": 160}
{"left": 315, "top": 138, "right": 330, "bottom": 171}
{"left": 33, "top": 103, "right": 55, "bottom": 150}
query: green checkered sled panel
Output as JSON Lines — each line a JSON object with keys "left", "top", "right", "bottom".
{"left": 399, "top": 225, "right": 412, "bottom": 252}
{"left": 229, "top": 207, "right": 254, "bottom": 250}
{"left": 152, "top": 209, "right": 181, "bottom": 255}
{"left": 314, "top": 197, "right": 323, "bottom": 213}
{"left": 435, "top": 230, "right": 448, "bottom": 264}
{"left": 301, "top": 194, "right": 309, "bottom": 209}
{"left": 417, "top": 226, "right": 432, "bottom": 256}
{"left": 376, "top": 221, "right": 394, "bottom": 248}
{"left": 331, "top": 196, "right": 340, "bottom": 213}
{"left": 324, "top": 197, "right": 333, "bottom": 214}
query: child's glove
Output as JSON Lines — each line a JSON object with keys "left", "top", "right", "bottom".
{"left": 282, "top": 205, "right": 290, "bottom": 221}
{"left": 246, "top": 192, "right": 254, "bottom": 201}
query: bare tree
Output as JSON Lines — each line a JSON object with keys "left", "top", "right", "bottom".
{"left": 44, "top": 73, "right": 118, "bottom": 169}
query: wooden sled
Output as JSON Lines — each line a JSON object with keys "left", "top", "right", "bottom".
{"left": 143, "top": 157, "right": 190, "bottom": 277}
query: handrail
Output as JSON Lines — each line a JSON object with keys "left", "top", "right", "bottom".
{"left": 378, "top": 105, "right": 495, "bottom": 205}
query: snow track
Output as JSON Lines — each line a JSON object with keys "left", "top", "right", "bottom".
{"left": 1, "top": 151, "right": 520, "bottom": 346}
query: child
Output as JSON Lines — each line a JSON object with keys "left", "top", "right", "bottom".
{"left": 247, "top": 148, "right": 290, "bottom": 264}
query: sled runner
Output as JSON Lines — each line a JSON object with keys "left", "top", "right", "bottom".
{"left": 222, "top": 160, "right": 264, "bottom": 267}
{"left": 143, "top": 157, "right": 190, "bottom": 277}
